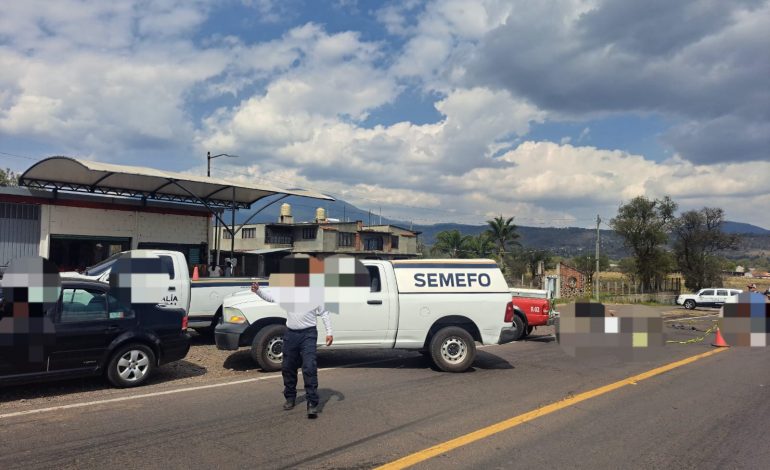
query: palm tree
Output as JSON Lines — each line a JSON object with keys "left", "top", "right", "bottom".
{"left": 431, "top": 230, "right": 471, "bottom": 258}
{"left": 486, "top": 215, "right": 521, "bottom": 278}
{"left": 486, "top": 215, "right": 521, "bottom": 257}
{"left": 465, "top": 233, "right": 495, "bottom": 258}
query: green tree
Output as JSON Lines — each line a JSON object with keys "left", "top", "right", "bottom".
{"left": 610, "top": 195, "right": 677, "bottom": 290}
{"left": 431, "top": 230, "right": 471, "bottom": 258}
{"left": 671, "top": 207, "right": 739, "bottom": 290}
{"left": 486, "top": 215, "right": 521, "bottom": 276}
{"left": 465, "top": 233, "right": 496, "bottom": 258}
{"left": 0, "top": 167, "right": 19, "bottom": 186}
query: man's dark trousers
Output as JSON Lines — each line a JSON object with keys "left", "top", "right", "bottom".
{"left": 282, "top": 327, "right": 319, "bottom": 406}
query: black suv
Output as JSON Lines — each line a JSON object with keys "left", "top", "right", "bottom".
{"left": 0, "top": 278, "right": 190, "bottom": 388}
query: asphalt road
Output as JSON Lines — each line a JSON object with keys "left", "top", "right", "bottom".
{"left": 1, "top": 313, "right": 767, "bottom": 470}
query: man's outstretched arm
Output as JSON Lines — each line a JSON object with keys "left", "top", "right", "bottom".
{"left": 251, "top": 282, "right": 275, "bottom": 303}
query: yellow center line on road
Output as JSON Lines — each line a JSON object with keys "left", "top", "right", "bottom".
{"left": 377, "top": 347, "right": 729, "bottom": 470}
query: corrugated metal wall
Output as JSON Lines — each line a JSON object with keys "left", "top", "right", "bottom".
{"left": 0, "top": 202, "right": 41, "bottom": 267}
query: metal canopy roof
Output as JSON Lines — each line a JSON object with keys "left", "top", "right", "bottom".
{"left": 19, "top": 156, "right": 333, "bottom": 209}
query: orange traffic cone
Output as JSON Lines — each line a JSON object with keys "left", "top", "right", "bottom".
{"left": 711, "top": 327, "right": 729, "bottom": 348}
{"left": 192, "top": 265, "right": 199, "bottom": 281}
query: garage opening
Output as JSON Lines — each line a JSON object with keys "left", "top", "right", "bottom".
{"left": 1, "top": 202, "right": 41, "bottom": 273}
{"left": 49, "top": 235, "right": 130, "bottom": 272}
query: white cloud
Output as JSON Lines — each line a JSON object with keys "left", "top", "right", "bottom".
{"left": 1, "top": 0, "right": 768, "bottom": 231}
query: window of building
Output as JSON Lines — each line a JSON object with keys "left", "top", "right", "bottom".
{"left": 242, "top": 228, "right": 256, "bottom": 239}
{"left": 391, "top": 236, "right": 399, "bottom": 249}
{"left": 223, "top": 230, "right": 233, "bottom": 240}
{"left": 301, "top": 227, "right": 316, "bottom": 240}
{"left": 266, "top": 228, "right": 293, "bottom": 245}
{"left": 338, "top": 232, "right": 355, "bottom": 247}
{"left": 364, "top": 236, "right": 383, "bottom": 251}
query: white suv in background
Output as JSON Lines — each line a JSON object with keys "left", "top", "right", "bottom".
{"left": 676, "top": 288, "right": 742, "bottom": 310}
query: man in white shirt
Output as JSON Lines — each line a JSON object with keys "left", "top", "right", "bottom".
{"left": 251, "top": 282, "right": 333, "bottom": 418}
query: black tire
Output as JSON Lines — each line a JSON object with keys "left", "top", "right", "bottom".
{"left": 251, "top": 324, "right": 286, "bottom": 372}
{"left": 106, "top": 343, "right": 156, "bottom": 388}
{"left": 683, "top": 299, "right": 696, "bottom": 310}
{"left": 522, "top": 326, "right": 534, "bottom": 338}
{"left": 510, "top": 314, "right": 526, "bottom": 341}
{"left": 429, "top": 326, "right": 476, "bottom": 372}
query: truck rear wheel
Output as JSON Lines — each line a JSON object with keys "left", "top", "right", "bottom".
{"left": 429, "top": 326, "right": 476, "bottom": 372}
{"left": 510, "top": 314, "right": 526, "bottom": 341}
{"left": 251, "top": 324, "right": 286, "bottom": 372}
{"left": 523, "top": 325, "right": 534, "bottom": 338}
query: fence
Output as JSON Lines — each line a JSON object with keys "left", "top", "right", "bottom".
{"left": 595, "top": 278, "right": 681, "bottom": 304}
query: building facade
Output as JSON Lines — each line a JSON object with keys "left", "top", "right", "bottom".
{"left": 1, "top": 187, "right": 210, "bottom": 272}
{"left": 213, "top": 204, "right": 421, "bottom": 276}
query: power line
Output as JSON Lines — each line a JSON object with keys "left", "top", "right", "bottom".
{"left": 0, "top": 151, "right": 41, "bottom": 161}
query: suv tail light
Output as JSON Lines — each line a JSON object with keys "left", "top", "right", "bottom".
{"left": 504, "top": 301, "right": 514, "bottom": 323}
{"left": 182, "top": 315, "right": 188, "bottom": 331}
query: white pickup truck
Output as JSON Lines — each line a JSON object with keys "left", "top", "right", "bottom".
{"left": 215, "top": 259, "right": 516, "bottom": 372}
{"left": 63, "top": 250, "right": 260, "bottom": 332}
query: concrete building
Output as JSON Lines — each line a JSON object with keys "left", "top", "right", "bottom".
{"left": 1, "top": 186, "right": 210, "bottom": 271}
{"left": 213, "top": 204, "right": 421, "bottom": 276}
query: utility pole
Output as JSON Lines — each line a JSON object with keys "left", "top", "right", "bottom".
{"left": 595, "top": 214, "right": 601, "bottom": 300}
{"left": 207, "top": 151, "right": 239, "bottom": 267}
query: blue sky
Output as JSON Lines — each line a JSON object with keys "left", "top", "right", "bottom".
{"left": 1, "top": 0, "right": 768, "bottom": 229}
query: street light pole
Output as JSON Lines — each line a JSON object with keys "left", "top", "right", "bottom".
{"left": 207, "top": 151, "right": 240, "bottom": 268}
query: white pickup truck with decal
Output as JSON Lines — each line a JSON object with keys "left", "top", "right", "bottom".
{"left": 63, "top": 250, "right": 261, "bottom": 331}
{"left": 215, "top": 259, "right": 516, "bottom": 372}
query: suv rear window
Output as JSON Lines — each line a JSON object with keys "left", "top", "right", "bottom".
{"left": 716, "top": 289, "right": 728, "bottom": 297}
{"left": 60, "top": 288, "right": 108, "bottom": 323}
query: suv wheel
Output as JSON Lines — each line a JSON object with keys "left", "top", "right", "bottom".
{"left": 107, "top": 344, "right": 156, "bottom": 388}
{"left": 251, "top": 324, "right": 286, "bottom": 372}
{"left": 683, "top": 299, "right": 696, "bottom": 310}
{"left": 429, "top": 326, "right": 476, "bottom": 373}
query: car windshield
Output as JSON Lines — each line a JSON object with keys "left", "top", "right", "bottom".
{"left": 84, "top": 252, "right": 124, "bottom": 277}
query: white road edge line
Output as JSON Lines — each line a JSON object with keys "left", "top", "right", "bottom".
{"left": 0, "top": 357, "right": 406, "bottom": 420}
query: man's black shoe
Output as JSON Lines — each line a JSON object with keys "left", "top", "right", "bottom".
{"left": 283, "top": 399, "right": 296, "bottom": 411}
{"left": 307, "top": 403, "right": 319, "bottom": 419}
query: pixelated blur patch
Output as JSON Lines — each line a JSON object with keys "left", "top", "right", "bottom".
{"left": 266, "top": 255, "right": 369, "bottom": 314}
{"left": 0, "top": 256, "right": 60, "bottom": 366}
{"left": 557, "top": 302, "right": 664, "bottom": 359}
{"left": 721, "top": 292, "right": 769, "bottom": 347}
{"left": 108, "top": 252, "right": 174, "bottom": 305}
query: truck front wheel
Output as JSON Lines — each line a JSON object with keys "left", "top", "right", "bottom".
{"left": 251, "top": 324, "right": 286, "bottom": 372}
{"left": 429, "top": 326, "right": 476, "bottom": 373}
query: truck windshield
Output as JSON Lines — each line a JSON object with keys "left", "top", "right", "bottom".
{"left": 84, "top": 252, "right": 123, "bottom": 277}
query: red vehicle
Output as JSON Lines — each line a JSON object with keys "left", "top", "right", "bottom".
{"left": 507, "top": 290, "right": 555, "bottom": 340}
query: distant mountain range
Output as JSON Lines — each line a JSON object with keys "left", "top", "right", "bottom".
{"left": 230, "top": 195, "right": 770, "bottom": 259}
